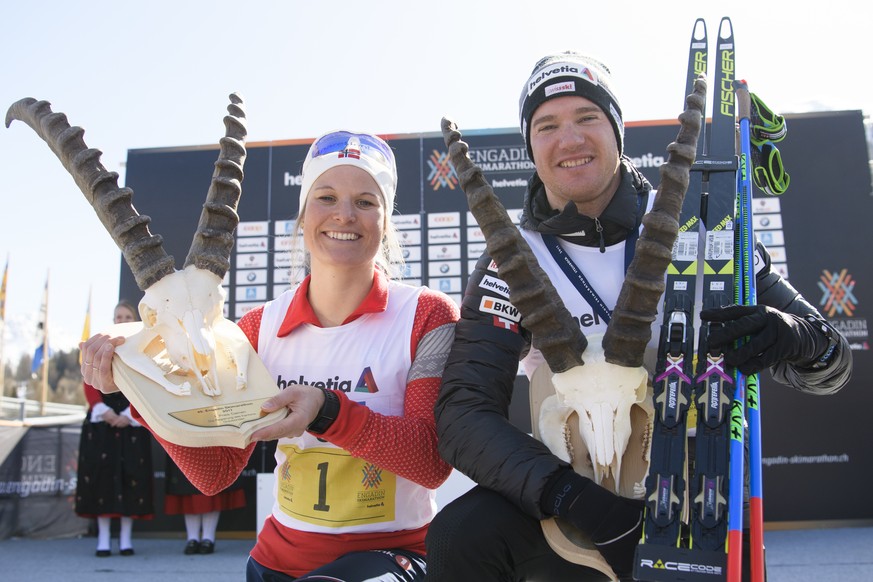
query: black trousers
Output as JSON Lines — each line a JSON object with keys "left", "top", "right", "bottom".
{"left": 425, "top": 486, "right": 609, "bottom": 582}
{"left": 425, "top": 485, "right": 765, "bottom": 582}
{"left": 247, "top": 548, "right": 427, "bottom": 581}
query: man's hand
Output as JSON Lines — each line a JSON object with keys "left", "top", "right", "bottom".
{"left": 563, "top": 479, "right": 644, "bottom": 580}
{"left": 589, "top": 496, "right": 644, "bottom": 580}
{"left": 700, "top": 304, "right": 829, "bottom": 375}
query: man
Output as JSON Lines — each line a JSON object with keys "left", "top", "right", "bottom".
{"left": 425, "top": 52, "right": 852, "bottom": 581}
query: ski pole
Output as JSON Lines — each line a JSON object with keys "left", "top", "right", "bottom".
{"left": 726, "top": 88, "right": 748, "bottom": 582}
{"left": 736, "top": 79, "right": 766, "bottom": 582}
{"left": 726, "top": 352, "right": 746, "bottom": 581}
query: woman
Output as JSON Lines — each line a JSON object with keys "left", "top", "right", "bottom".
{"left": 163, "top": 450, "right": 246, "bottom": 555}
{"left": 75, "top": 300, "right": 154, "bottom": 557}
{"left": 82, "top": 130, "right": 459, "bottom": 581}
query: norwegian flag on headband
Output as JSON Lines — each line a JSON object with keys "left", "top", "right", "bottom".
{"left": 338, "top": 147, "right": 361, "bottom": 159}
{"left": 338, "top": 136, "right": 362, "bottom": 159}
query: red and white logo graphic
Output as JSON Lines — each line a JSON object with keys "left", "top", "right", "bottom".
{"left": 395, "top": 555, "right": 413, "bottom": 571}
{"left": 545, "top": 81, "right": 576, "bottom": 97}
{"left": 492, "top": 315, "right": 519, "bottom": 333}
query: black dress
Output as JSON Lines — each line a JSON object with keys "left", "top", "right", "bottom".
{"left": 74, "top": 388, "right": 154, "bottom": 518}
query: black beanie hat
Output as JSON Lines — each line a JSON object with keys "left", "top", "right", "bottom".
{"left": 519, "top": 52, "right": 624, "bottom": 161}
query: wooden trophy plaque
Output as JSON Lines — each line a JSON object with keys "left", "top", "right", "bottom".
{"left": 110, "top": 320, "right": 286, "bottom": 448}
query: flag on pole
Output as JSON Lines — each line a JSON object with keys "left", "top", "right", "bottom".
{"left": 31, "top": 345, "right": 48, "bottom": 375}
{"left": 0, "top": 256, "right": 8, "bottom": 322}
{"left": 0, "top": 256, "right": 7, "bottom": 391}
{"left": 31, "top": 275, "right": 50, "bottom": 375}
{"left": 79, "top": 288, "right": 92, "bottom": 364}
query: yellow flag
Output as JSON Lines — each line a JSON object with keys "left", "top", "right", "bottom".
{"left": 0, "top": 257, "right": 7, "bottom": 322}
{"left": 81, "top": 288, "right": 92, "bottom": 342}
{"left": 79, "top": 289, "right": 91, "bottom": 364}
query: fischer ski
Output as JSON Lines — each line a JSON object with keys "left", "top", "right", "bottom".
{"left": 689, "top": 14, "right": 737, "bottom": 564}
{"left": 635, "top": 17, "right": 738, "bottom": 581}
{"left": 637, "top": 14, "right": 707, "bottom": 554}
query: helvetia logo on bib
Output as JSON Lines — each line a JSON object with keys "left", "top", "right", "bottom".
{"left": 355, "top": 367, "right": 379, "bottom": 393}
{"left": 277, "top": 369, "right": 379, "bottom": 393}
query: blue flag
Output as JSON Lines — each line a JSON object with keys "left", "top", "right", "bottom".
{"left": 31, "top": 344, "right": 51, "bottom": 374}
{"left": 32, "top": 275, "right": 49, "bottom": 375}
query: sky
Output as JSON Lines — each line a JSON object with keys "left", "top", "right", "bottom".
{"left": 1, "top": 0, "right": 871, "bottom": 367}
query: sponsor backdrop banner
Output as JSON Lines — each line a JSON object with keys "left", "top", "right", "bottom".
{"left": 0, "top": 425, "right": 88, "bottom": 539}
{"left": 122, "top": 111, "right": 872, "bottom": 525}
{"left": 0, "top": 423, "right": 275, "bottom": 538}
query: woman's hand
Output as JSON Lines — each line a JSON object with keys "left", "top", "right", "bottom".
{"left": 80, "top": 333, "right": 127, "bottom": 394}
{"left": 250, "top": 384, "right": 325, "bottom": 442}
{"left": 100, "top": 408, "right": 130, "bottom": 427}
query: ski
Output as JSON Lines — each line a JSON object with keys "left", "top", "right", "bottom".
{"left": 688, "top": 14, "right": 737, "bottom": 565}
{"left": 638, "top": 15, "right": 706, "bottom": 553}
{"left": 635, "top": 17, "right": 737, "bottom": 581}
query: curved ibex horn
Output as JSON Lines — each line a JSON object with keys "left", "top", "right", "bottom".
{"left": 5, "top": 98, "right": 175, "bottom": 290}
{"left": 183, "top": 93, "right": 247, "bottom": 279}
{"left": 602, "top": 75, "right": 707, "bottom": 367}
{"left": 440, "top": 118, "right": 586, "bottom": 373}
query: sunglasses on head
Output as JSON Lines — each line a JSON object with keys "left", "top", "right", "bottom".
{"left": 311, "top": 131, "right": 395, "bottom": 168}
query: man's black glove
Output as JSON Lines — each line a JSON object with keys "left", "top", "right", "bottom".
{"left": 590, "top": 496, "right": 644, "bottom": 580}
{"left": 563, "top": 479, "right": 644, "bottom": 580}
{"left": 699, "top": 304, "right": 831, "bottom": 375}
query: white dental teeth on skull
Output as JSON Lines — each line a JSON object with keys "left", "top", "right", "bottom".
{"left": 128, "top": 266, "right": 248, "bottom": 397}
{"left": 538, "top": 333, "right": 648, "bottom": 493}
